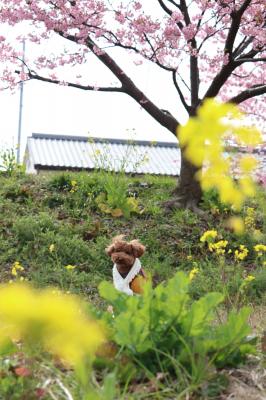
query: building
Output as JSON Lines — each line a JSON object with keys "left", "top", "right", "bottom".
{"left": 24, "top": 133, "right": 181, "bottom": 176}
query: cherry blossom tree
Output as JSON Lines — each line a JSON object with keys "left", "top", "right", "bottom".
{"left": 0, "top": 0, "right": 265, "bottom": 207}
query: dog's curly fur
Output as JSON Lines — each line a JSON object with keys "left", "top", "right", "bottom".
{"left": 106, "top": 235, "right": 146, "bottom": 293}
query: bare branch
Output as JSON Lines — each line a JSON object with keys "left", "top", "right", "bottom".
{"left": 232, "top": 36, "right": 253, "bottom": 58}
{"left": 166, "top": 0, "right": 179, "bottom": 7}
{"left": 228, "top": 84, "right": 266, "bottom": 104}
{"left": 235, "top": 57, "right": 266, "bottom": 63}
{"left": 157, "top": 0, "right": 173, "bottom": 16}
{"left": 172, "top": 71, "right": 191, "bottom": 113}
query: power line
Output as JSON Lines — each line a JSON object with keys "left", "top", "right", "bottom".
{"left": 17, "top": 40, "right": 25, "bottom": 163}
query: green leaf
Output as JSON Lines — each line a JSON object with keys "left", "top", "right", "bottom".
{"left": 98, "top": 281, "right": 120, "bottom": 303}
{"left": 214, "top": 307, "right": 251, "bottom": 349}
{"left": 100, "top": 372, "right": 117, "bottom": 400}
{"left": 0, "top": 337, "right": 17, "bottom": 357}
{"left": 181, "top": 292, "right": 224, "bottom": 336}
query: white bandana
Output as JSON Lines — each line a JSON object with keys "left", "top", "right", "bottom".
{"left": 112, "top": 258, "right": 142, "bottom": 296}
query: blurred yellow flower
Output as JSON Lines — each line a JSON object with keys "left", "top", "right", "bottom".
{"left": 0, "top": 284, "right": 104, "bottom": 366}
{"left": 189, "top": 267, "right": 199, "bottom": 281}
{"left": 49, "top": 244, "right": 55, "bottom": 253}
{"left": 239, "top": 156, "right": 258, "bottom": 173}
{"left": 227, "top": 216, "right": 245, "bottom": 235}
{"left": 178, "top": 99, "right": 262, "bottom": 210}
{"left": 65, "top": 265, "right": 76, "bottom": 271}
{"left": 244, "top": 275, "right": 255, "bottom": 282}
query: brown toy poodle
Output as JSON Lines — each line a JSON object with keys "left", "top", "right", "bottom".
{"left": 106, "top": 235, "right": 147, "bottom": 295}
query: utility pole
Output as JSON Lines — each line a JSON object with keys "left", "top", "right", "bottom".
{"left": 17, "top": 40, "right": 25, "bottom": 164}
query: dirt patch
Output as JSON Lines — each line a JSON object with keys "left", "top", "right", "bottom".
{"left": 221, "top": 364, "right": 266, "bottom": 400}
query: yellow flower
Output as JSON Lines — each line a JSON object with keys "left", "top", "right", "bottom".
{"left": 244, "top": 275, "right": 255, "bottom": 282}
{"left": 254, "top": 244, "right": 266, "bottom": 253}
{"left": 239, "top": 156, "right": 258, "bottom": 173}
{"left": 235, "top": 245, "right": 249, "bottom": 261}
{"left": 11, "top": 267, "right": 18, "bottom": 276}
{"left": 189, "top": 267, "right": 199, "bottom": 281}
{"left": 187, "top": 255, "right": 193, "bottom": 260}
{"left": 94, "top": 149, "right": 101, "bottom": 156}
{"left": 71, "top": 180, "right": 77, "bottom": 186}
{"left": 177, "top": 99, "right": 262, "bottom": 210}
{"left": 12, "top": 261, "right": 24, "bottom": 271}
{"left": 49, "top": 244, "right": 55, "bottom": 253}
{"left": 65, "top": 265, "right": 76, "bottom": 271}
{"left": 227, "top": 217, "right": 245, "bottom": 235}
{"left": 208, "top": 240, "right": 228, "bottom": 255}
{"left": 0, "top": 284, "right": 104, "bottom": 366}
{"left": 200, "top": 230, "right": 218, "bottom": 243}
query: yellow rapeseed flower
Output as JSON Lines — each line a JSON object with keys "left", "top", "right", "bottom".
{"left": 208, "top": 240, "right": 228, "bottom": 255}
{"left": 0, "top": 284, "right": 104, "bottom": 366}
{"left": 200, "top": 230, "right": 218, "bottom": 243}
{"left": 254, "top": 244, "right": 266, "bottom": 253}
{"left": 49, "top": 244, "right": 55, "bottom": 253}
{"left": 189, "top": 267, "right": 199, "bottom": 281}
{"left": 65, "top": 265, "right": 76, "bottom": 271}
{"left": 12, "top": 261, "right": 24, "bottom": 271}
{"left": 177, "top": 99, "right": 262, "bottom": 210}
{"left": 235, "top": 245, "right": 249, "bottom": 261}
{"left": 227, "top": 216, "right": 245, "bottom": 235}
{"left": 244, "top": 275, "right": 255, "bottom": 282}
{"left": 239, "top": 156, "right": 258, "bottom": 173}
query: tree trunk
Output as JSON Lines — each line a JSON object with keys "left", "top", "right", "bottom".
{"left": 177, "top": 150, "right": 203, "bottom": 207}
{"left": 164, "top": 121, "right": 203, "bottom": 211}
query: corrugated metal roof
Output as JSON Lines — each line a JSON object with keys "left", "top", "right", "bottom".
{"left": 25, "top": 133, "right": 181, "bottom": 176}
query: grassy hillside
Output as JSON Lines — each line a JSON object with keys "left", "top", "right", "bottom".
{"left": 0, "top": 170, "right": 265, "bottom": 399}
{"left": 1, "top": 171, "right": 265, "bottom": 303}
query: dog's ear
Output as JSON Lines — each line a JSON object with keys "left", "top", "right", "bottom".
{"left": 130, "top": 240, "right": 146, "bottom": 258}
{"left": 105, "top": 244, "right": 115, "bottom": 257}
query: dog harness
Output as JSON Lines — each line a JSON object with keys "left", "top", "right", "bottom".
{"left": 113, "top": 258, "right": 142, "bottom": 295}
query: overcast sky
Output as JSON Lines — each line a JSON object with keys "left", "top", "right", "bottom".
{"left": 0, "top": 27, "right": 185, "bottom": 162}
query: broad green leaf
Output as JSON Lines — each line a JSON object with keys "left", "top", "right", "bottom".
{"left": 98, "top": 281, "right": 120, "bottom": 303}
{"left": 181, "top": 292, "right": 224, "bottom": 336}
{"left": 214, "top": 307, "right": 251, "bottom": 349}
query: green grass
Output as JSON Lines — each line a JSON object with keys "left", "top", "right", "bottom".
{"left": 0, "top": 171, "right": 265, "bottom": 399}
{"left": 0, "top": 171, "right": 265, "bottom": 303}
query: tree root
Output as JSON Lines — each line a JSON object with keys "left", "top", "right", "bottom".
{"left": 162, "top": 197, "right": 206, "bottom": 216}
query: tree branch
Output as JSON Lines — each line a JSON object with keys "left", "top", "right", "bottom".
{"left": 224, "top": 0, "right": 252, "bottom": 57}
{"left": 15, "top": 70, "right": 124, "bottom": 92}
{"left": 228, "top": 84, "right": 266, "bottom": 104}
{"left": 157, "top": 0, "right": 173, "bottom": 16}
{"left": 55, "top": 33, "right": 179, "bottom": 134}
{"left": 235, "top": 57, "right": 266, "bottom": 63}
{"left": 172, "top": 71, "right": 191, "bottom": 113}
